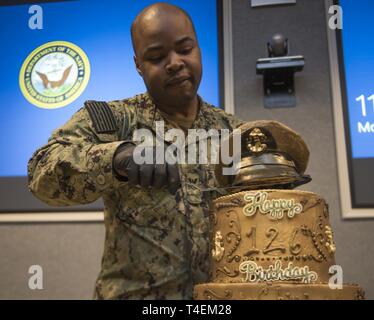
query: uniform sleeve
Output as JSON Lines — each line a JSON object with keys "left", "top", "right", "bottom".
{"left": 27, "top": 106, "right": 125, "bottom": 207}
{"left": 215, "top": 108, "right": 245, "bottom": 130}
{"left": 225, "top": 112, "right": 245, "bottom": 130}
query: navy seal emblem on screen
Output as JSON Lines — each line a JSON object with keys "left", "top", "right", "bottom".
{"left": 19, "top": 41, "right": 90, "bottom": 109}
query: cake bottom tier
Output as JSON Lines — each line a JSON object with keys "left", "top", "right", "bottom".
{"left": 194, "top": 282, "right": 365, "bottom": 300}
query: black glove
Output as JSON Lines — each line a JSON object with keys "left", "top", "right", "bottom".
{"left": 113, "top": 142, "right": 181, "bottom": 194}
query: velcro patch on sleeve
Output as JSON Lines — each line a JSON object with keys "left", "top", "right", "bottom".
{"left": 85, "top": 100, "right": 118, "bottom": 134}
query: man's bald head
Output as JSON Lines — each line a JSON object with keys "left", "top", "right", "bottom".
{"left": 131, "top": 2, "right": 196, "bottom": 56}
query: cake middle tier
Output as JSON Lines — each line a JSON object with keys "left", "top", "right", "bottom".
{"left": 210, "top": 190, "right": 336, "bottom": 284}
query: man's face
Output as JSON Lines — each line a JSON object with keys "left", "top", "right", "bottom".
{"left": 133, "top": 13, "right": 202, "bottom": 107}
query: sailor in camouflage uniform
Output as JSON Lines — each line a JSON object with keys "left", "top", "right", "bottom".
{"left": 28, "top": 3, "right": 244, "bottom": 299}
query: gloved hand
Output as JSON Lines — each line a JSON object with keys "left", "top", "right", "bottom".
{"left": 113, "top": 142, "right": 181, "bottom": 194}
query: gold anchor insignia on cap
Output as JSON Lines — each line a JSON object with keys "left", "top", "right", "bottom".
{"left": 246, "top": 128, "right": 268, "bottom": 154}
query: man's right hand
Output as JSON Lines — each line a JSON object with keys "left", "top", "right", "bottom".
{"left": 113, "top": 143, "right": 181, "bottom": 194}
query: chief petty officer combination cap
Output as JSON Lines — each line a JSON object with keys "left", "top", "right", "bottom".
{"left": 215, "top": 120, "right": 311, "bottom": 191}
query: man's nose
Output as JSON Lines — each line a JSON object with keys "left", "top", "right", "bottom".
{"left": 165, "top": 52, "right": 184, "bottom": 73}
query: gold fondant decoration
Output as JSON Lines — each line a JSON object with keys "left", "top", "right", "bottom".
{"left": 212, "top": 231, "right": 225, "bottom": 262}
{"left": 203, "top": 289, "right": 233, "bottom": 300}
{"left": 324, "top": 226, "right": 336, "bottom": 254}
{"left": 225, "top": 210, "right": 242, "bottom": 263}
{"left": 239, "top": 260, "right": 318, "bottom": 284}
{"left": 243, "top": 191, "right": 303, "bottom": 220}
{"left": 246, "top": 128, "right": 268, "bottom": 154}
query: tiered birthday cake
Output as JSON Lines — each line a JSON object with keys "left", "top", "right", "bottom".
{"left": 194, "top": 121, "right": 364, "bottom": 300}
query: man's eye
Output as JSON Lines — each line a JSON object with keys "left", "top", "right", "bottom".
{"left": 180, "top": 47, "right": 193, "bottom": 54}
{"left": 149, "top": 56, "right": 163, "bottom": 62}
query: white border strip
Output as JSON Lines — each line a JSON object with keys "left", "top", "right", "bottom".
{"left": 223, "top": 0, "right": 235, "bottom": 115}
{"left": 326, "top": 0, "right": 374, "bottom": 219}
{"left": 0, "top": 212, "right": 104, "bottom": 223}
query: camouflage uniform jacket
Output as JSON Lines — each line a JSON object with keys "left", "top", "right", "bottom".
{"left": 28, "top": 92, "right": 244, "bottom": 299}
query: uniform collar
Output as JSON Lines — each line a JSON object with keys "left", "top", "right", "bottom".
{"left": 135, "top": 92, "right": 220, "bottom": 140}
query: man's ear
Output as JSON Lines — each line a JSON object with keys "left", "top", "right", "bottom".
{"left": 134, "top": 55, "right": 143, "bottom": 77}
